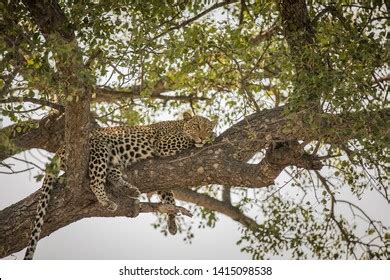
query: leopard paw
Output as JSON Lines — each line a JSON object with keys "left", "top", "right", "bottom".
{"left": 103, "top": 200, "right": 118, "bottom": 212}
{"left": 128, "top": 186, "right": 141, "bottom": 198}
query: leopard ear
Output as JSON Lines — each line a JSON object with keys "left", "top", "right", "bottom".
{"left": 183, "top": 111, "right": 193, "bottom": 120}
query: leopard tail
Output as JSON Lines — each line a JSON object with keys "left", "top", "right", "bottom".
{"left": 24, "top": 173, "right": 56, "bottom": 260}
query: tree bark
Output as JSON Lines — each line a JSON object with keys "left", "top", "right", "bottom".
{"left": 277, "top": 0, "right": 323, "bottom": 106}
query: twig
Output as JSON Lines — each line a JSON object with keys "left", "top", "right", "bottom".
{"left": 150, "top": 0, "right": 239, "bottom": 43}
{"left": 0, "top": 96, "right": 64, "bottom": 111}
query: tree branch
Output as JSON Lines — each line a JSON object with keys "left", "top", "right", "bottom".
{"left": 278, "top": 0, "right": 315, "bottom": 53}
{"left": 94, "top": 85, "right": 209, "bottom": 103}
{"left": 277, "top": 0, "right": 323, "bottom": 106}
{"left": 174, "top": 189, "right": 257, "bottom": 229}
{"left": 150, "top": 0, "right": 239, "bottom": 42}
{"left": 21, "top": 0, "right": 74, "bottom": 42}
{"left": 0, "top": 97, "right": 64, "bottom": 111}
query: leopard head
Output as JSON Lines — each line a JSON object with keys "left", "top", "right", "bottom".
{"left": 182, "top": 112, "right": 217, "bottom": 147}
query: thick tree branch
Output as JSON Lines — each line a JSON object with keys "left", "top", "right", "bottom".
{"left": 278, "top": 0, "right": 324, "bottom": 106}
{"left": 123, "top": 140, "right": 322, "bottom": 193}
{"left": 0, "top": 179, "right": 179, "bottom": 258}
{"left": 278, "top": 0, "right": 315, "bottom": 49}
{"left": 94, "top": 85, "right": 209, "bottom": 103}
{"left": 0, "top": 112, "right": 65, "bottom": 161}
{"left": 21, "top": 0, "right": 74, "bottom": 42}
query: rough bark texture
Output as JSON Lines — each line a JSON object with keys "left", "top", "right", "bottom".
{"left": 277, "top": 0, "right": 323, "bottom": 105}
{"left": 94, "top": 84, "right": 209, "bottom": 103}
{"left": 21, "top": 0, "right": 75, "bottom": 41}
{"left": 278, "top": 0, "right": 315, "bottom": 51}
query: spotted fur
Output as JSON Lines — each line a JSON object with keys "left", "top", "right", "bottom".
{"left": 24, "top": 113, "right": 216, "bottom": 260}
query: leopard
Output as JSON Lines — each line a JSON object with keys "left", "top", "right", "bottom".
{"left": 23, "top": 112, "right": 216, "bottom": 260}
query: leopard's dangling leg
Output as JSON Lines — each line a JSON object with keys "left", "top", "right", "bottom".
{"left": 89, "top": 142, "right": 117, "bottom": 211}
{"left": 158, "top": 190, "right": 178, "bottom": 235}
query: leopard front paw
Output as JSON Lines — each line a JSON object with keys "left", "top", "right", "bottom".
{"left": 102, "top": 200, "right": 118, "bottom": 212}
{"left": 128, "top": 186, "right": 141, "bottom": 198}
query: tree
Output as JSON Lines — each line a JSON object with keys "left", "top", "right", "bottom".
{"left": 0, "top": 0, "right": 389, "bottom": 259}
